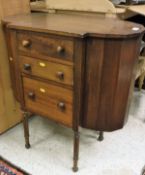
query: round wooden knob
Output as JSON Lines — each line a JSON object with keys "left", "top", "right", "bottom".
{"left": 22, "top": 40, "right": 31, "bottom": 48}
{"left": 24, "top": 64, "right": 31, "bottom": 71}
{"left": 56, "top": 71, "right": 64, "bottom": 80}
{"left": 57, "top": 46, "right": 64, "bottom": 53}
{"left": 28, "top": 92, "right": 35, "bottom": 100}
{"left": 57, "top": 102, "right": 65, "bottom": 111}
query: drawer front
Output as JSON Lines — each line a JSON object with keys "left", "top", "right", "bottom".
{"left": 23, "top": 77, "right": 73, "bottom": 127}
{"left": 20, "top": 56, "right": 73, "bottom": 86}
{"left": 17, "top": 32, "right": 74, "bottom": 61}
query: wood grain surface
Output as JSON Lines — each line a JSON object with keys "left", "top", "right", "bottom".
{"left": 3, "top": 13, "right": 145, "bottom": 38}
{"left": 17, "top": 31, "right": 74, "bottom": 61}
{"left": 82, "top": 37, "right": 142, "bottom": 131}
{"left": 23, "top": 76, "right": 73, "bottom": 127}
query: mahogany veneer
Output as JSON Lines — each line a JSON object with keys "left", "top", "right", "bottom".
{"left": 3, "top": 13, "right": 145, "bottom": 172}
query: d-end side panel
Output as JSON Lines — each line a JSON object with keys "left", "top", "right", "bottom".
{"left": 82, "top": 36, "right": 141, "bottom": 131}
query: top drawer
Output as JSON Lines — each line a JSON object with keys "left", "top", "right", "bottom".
{"left": 17, "top": 32, "right": 74, "bottom": 61}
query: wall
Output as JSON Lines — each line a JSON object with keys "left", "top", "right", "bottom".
{"left": 45, "top": 0, "right": 116, "bottom": 13}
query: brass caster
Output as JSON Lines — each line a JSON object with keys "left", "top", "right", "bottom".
{"left": 72, "top": 166, "right": 78, "bottom": 172}
{"left": 25, "top": 144, "right": 31, "bottom": 149}
{"left": 98, "top": 131, "right": 104, "bottom": 142}
{"left": 98, "top": 136, "right": 104, "bottom": 141}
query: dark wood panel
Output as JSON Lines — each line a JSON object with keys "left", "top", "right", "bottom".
{"left": 112, "top": 37, "right": 142, "bottom": 128}
{"left": 82, "top": 38, "right": 105, "bottom": 129}
{"left": 73, "top": 38, "right": 86, "bottom": 131}
{"left": 97, "top": 39, "right": 122, "bottom": 131}
{"left": 82, "top": 37, "right": 141, "bottom": 131}
{"left": 3, "top": 27, "right": 17, "bottom": 99}
{"left": 6, "top": 30, "right": 21, "bottom": 102}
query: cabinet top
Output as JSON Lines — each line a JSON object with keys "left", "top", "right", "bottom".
{"left": 3, "top": 13, "right": 145, "bottom": 38}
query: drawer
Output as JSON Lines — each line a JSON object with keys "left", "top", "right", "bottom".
{"left": 20, "top": 56, "right": 73, "bottom": 86}
{"left": 23, "top": 77, "right": 73, "bottom": 127}
{"left": 17, "top": 32, "right": 74, "bottom": 61}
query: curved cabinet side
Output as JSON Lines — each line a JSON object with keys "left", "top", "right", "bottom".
{"left": 81, "top": 36, "right": 142, "bottom": 131}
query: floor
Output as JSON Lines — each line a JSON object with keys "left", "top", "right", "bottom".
{"left": 0, "top": 89, "right": 145, "bottom": 175}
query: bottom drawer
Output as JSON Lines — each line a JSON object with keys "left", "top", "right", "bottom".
{"left": 23, "top": 77, "right": 73, "bottom": 127}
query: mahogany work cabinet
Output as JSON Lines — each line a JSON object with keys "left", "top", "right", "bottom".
{"left": 3, "top": 13, "right": 145, "bottom": 171}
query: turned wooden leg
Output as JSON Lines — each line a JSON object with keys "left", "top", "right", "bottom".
{"left": 139, "top": 72, "right": 145, "bottom": 91}
{"left": 72, "top": 131, "right": 80, "bottom": 172}
{"left": 98, "top": 131, "right": 104, "bottom": 141}
{"left": 22, "top": 111, "right": 31, "bottom": 149}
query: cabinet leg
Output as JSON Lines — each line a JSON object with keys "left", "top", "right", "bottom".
{"left": 98, "top": 131, "right": 104, "bottom": 141}
{"left": 72, "top": 131, "right": 79, "bottom": 172}
{"left": 22, "top": 111, "right": 31, "bottom": 149}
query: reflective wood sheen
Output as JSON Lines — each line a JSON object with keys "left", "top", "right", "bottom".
{"left": 3, "top": 13, "right": 145, "bottom": 38}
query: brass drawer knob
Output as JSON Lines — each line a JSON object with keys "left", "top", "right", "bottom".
{"left": 9, "top": 57, "right": 13, "bottom": 61}
{"left": 57, "top": 102, "right": 66, "bottom": 111}
{"left": 39, "top": 62, "right": 46, "bottom": 68}
{"left": 22, "top": 40, "right": 31, "bottom": 48}
{"left": 40, "top": 88, "right": 46, "bottom": 93}
{"left": 24, "top": 64, "right": 31, "bottom": 71}
{"left": 56, "top": 71, "right": 64, "bottom": 80}
{"left": 28, "top": 92, "right": 35, "bottom": 100}
{"left": 57, "top": 46, "right": 64, "bottom": 53}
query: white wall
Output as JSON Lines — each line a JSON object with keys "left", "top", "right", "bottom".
{"left": 46, "top": 0, "right": 116, "bottom": 13}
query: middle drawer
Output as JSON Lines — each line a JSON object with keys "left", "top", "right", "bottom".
{"left": 19, "top": 56, "right": 73, "bottom": 86}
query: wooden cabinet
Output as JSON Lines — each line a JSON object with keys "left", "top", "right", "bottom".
{"left": 0, "top": 0, "right": 30, "bottom": 134}
{"left": 3, "top": 13, "right": 144, "bottom": 171}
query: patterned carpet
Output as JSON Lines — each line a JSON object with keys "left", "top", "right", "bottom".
{"left": 0, "top": 156, "right": 29, "bottom": 175}
{"left": 0, "top": 89, "right": 144, "bottom": 175}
